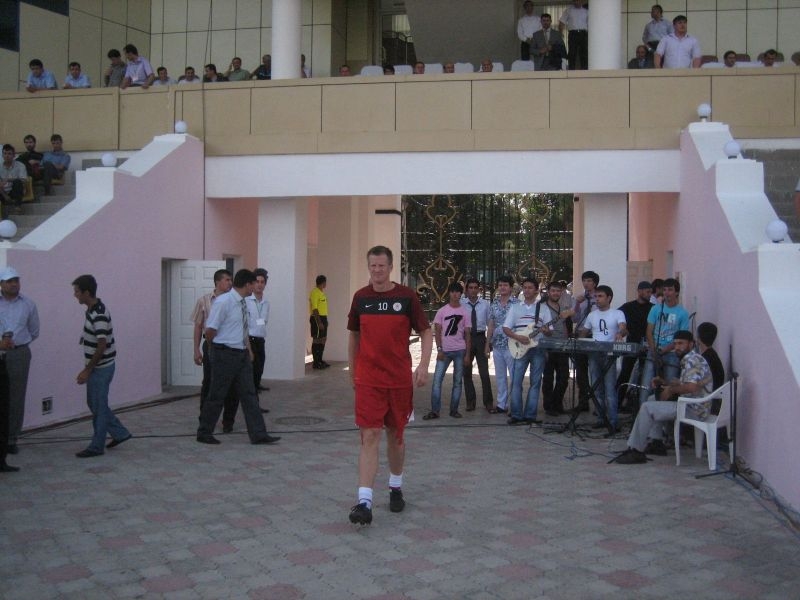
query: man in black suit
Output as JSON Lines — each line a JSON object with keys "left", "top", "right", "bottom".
{"left": 530, "top": 14, "right": 566, "bottom": 71}
{"left": 628, "top": 45, "right": 654, "bottom": 69}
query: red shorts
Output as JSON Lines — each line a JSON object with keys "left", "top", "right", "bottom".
{"left": 355, "top": 384, "right": 413, "bottom": 442}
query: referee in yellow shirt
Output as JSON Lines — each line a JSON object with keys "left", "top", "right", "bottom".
{"left": 309, "top": 275, "right": 329, "bottom": 369}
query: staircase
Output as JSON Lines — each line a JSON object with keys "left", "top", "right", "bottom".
{"left": 10, "top": 178, "right": 75, "bottom": 242}
{"left": 742, "top": 149, "right": 800, "bottom": 242}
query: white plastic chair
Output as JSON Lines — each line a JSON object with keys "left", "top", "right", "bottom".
{"left": 674, "top": 381, "right": 732, "bottom": 470}
{"left": 454, "top": 62, "right": 474, "bottom": 73}
{"left": 360, "top": 65, "right": 384, "bottom": 76}
{"left": 393, "top": 64, "right": 413, "bottom": 75}
{"left": 510, "top": 60, "right": 535, "bottom": 72}
{"left": 425, "top": 63, "right": 443, "bottom": 74}
{"left": 493, "top": 62, "right": 504, "bottom": 72}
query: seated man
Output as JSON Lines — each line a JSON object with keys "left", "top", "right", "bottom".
{"left": 443, "top": 62, "right": 455, "bottom": 73}
{"left": 42, "top": 134, "right": 71, "bottom": 184}
{"left": 761, "top": 49, "right": 778, "bottom": 67}
{"left": 203, "top": 64, "right": 228, "bottom": 83}
{"left": 0, "top": 144, "right": 28, "bottom": 217}
{"left": 615, "top": 330, "right": 712, "bottom": 464}
{"left": 152, "top": 67, "right": 175, "bottom": 86}
{"left": 178, "top": 66, "right": 201, "bottom": 84}
{"left": 250, "top": 54, "right": 271, "bottom": 80}
{"left": 16, "top": 135, "right": 51, "bottom": 195}
{"left": 479, "top": 58, "right": 494, "bottom": 72}
{"left": 25, "top": 59, "right": 57, "bottom": 92}
{"left": 424, "top": 282, "right": 471, "bottom": 420}
{"left": 628, "top": 45, "right": 654, "bottom": 69}
{"left": 224, "top": 57, "right": 250, "bottom": 81}
{"left": 722, "top": 50, "right": 737, "bottom": 67}
{"left": 338, "top": 64, "right": 352, "bottom": 77}
{"left": 63, "top": 62, "right": 91, "bottom": 88}
{"left": 413, "top": 61, "right": 425, "bottom": 74}
{"left": 121, "top": 44, "right": 155, "bottom": 89}
{"left": 383, "top": 65, "right": 395, "bottom": 75}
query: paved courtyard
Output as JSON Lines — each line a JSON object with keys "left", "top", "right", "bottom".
{"left": 2, "top": 347, "right": 799, "bottom": 599}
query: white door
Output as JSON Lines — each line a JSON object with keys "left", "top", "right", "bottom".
{"left": 169, "top": 260, "right": 225, "bottom": 385}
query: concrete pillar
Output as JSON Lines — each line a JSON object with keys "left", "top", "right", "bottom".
{"left": 574, "top": 193, "right": 627, "bottom": 301}
{"left": 259, "top": 197, "right": 308, "bottom": 379}
{"left": 272, "top": 0, "right": 302, "bottom": 80}
{"left": 588, "top": 0, "right": 622, "bottom": 70}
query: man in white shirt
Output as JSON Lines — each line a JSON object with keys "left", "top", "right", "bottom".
{"left": 559, "top": 0, "right": 589, "bottom": 70}
{"left": 642, "top": 4, "right": 673, "bottom": 53}
{"left": 578, "top": 285, "right": 627, "bottom": 432}
{"left": 655, "top": 15, "right": 701, "bottom": 69}
{"left": 516, "top": 0, "right": 541, "bottom": 61}
{"left": 196, "top": 269, "right": 280, "bottom": 445}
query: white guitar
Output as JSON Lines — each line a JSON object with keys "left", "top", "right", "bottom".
{"left": 508, "top": 309, "right": 574, "bottom": 359}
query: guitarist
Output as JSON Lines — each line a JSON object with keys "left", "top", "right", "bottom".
{"left": 540, "top": 281, "right": 575, "bottom": 417}
{"left": 502, "top": 278, "right": 553, "bottom": 425}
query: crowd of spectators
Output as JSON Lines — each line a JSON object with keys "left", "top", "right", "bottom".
{"left": 21, "top": 3, "right": 799, "bottom": 92}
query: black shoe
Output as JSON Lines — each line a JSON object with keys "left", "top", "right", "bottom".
{"left": 252, "top": 435, "right": 281, "bottom": 445}
{"left": 422, "top": 411, "right": 439, "bottom": 420}
{"left": 312, "top": 362, "right": 323, "bottom": 370}
{"left": 196, "top": 434, "right": 221, "bottom": 445}
{"left": 644, "top": 439, "right": 668, "bottom": 456}
{"left": 0, "top": 461, "right": 20, "bottom": 472}
{"left": 613, "top": 448, "right": 647, "bottom": 464}
{"left": 349, "top": 502, "right": 373, "bottom": 525}
{"left": 320, "top": 361, "right": 331, "bottom": 369}
{"left": 106, "top": 433, "right": 132, "bottom": 449}
{"left": 449, "top": 411, "right": 462, "bottom": 418}
{"left": 465, "top": 406, "right": 476, "bottom": 412}
{"left": 507, "top": 417, "right": 526, "bottom": 425}
{"left": 222, "top": 425, "right": 233, "bottom": 434}
{"left": 7, "top": 444, "right": 18, "bottom": 455}
{"left": 495, "top": 407, "right": 507, "bottom": 414}
{"left": 75, "top": 449, "right": 103, "bottom": 458}
{"left": 258, "top": 385, "right": 270, "bottom": 391}
{"left": 525, "top": 418, "right": 542, "bottom": 425}
{"left": 260, "top": 407, "right": 270, "bottom": 413}
{"left": 389, "top": 489, "right": 405, "bottom": 513}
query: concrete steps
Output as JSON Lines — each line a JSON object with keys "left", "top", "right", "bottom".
{"left": 9, "top": 182, "right": 76, "bottom": 242}
{"left": 742, "top": 149, "right": 800, "bottom": 242}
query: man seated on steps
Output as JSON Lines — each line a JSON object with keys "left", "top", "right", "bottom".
{"left": 16, "top": 135, "right": 52, "bottom": 196}
{"left": 0, "top": 144, "right": 27, "bottom": 217}
{"left": 42, "top": 134, "right": 71, "bottom": 186}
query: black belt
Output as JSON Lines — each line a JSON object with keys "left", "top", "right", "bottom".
{"left": 212, "top": 343, "right": 245, "bottom": 353}
{"left": 249, "top": 336, "right": 265, "bottom": 343}
{"left": 571, "top": 29, "right": 587, "bottom": 33}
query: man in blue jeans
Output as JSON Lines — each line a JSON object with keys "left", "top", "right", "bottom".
{"left": 503, "top": 278, "right": 551, "bottom": 425}
{"left": 72, "top": 274, "right": 131, "bottom": 458}
{"left": 424, "top": 282, "right": 471, "bottom": 420}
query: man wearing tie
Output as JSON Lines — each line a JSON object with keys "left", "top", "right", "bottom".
{"left": 530, "top": 14, "right": 565, "bottom": 71}
{"left": 461, "top": 278, "right": 493, "bottom": 412}
{"left": 196, "top": 269, "right": 280, "bottom": 445}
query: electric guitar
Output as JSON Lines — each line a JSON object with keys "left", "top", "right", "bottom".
{"left": 508, "top": 314, "right": 564, "bottom": 359}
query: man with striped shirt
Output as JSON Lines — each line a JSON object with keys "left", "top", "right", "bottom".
{"left": 72, "top": 274, "right": 131, "bottom": 458}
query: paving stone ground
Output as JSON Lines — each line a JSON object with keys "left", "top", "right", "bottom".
{"left": 2, "top": 344, "right": 799, "bottom": 599}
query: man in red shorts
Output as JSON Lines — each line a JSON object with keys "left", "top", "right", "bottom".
{"left": 347, "top": 245, "right": 433, "bottom": 525}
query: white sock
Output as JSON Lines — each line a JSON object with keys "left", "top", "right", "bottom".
{"left": 358, "top": 487, "right": 373, "bottom": 508}
{"left": 389, "top": 473, "right": 403, "bottom": 489}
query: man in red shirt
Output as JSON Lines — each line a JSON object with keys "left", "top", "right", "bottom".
{"left": 347, "top": 246, "right": 432, "bottom": 525}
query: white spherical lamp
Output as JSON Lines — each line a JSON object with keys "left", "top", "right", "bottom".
{"left": 174, "top": 120, "right": 188, "bottom": 134}
{"left": 765, "top": 219, "right": 788, "bottom": 243}
{"left": 697, "top": 103, "right": 711, "bottom": 121}
{"left": 101, "top": 152, "right": 117, "bottom": 167}
{"left": 0, "top": 220, "right": 18, "bottom": 239}
{"left": 724, "top": 140, "right": 741, "bottom": 159}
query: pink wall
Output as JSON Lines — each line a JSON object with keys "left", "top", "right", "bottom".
{"left": 203, "top": 198, "right": 259, "bottom": 266}
{"left": 628, "top": 192, "right": 678, "bottom": 276}
{"left": 7, "top": 136, "right": 206, "bottom": 430}
{"left": 673, "top": 132, "right": 800, "bottom": 507}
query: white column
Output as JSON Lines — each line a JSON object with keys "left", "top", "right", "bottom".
{"left": 588, "top": 0, "right": 622, "bottom": 70}
{"left": 272, "top": 0, "right": 302, "bottom": 80}
{"left": 575, "top": 193, "right": 628, "bottom": 301}
{"left": 259, "top": 197, "right": 308, "bottom": 380}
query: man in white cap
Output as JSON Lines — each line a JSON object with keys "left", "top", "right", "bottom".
{"left": 0, "top": 267, "right": 39, "bottom": 456}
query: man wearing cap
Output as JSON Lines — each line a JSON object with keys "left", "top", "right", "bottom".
{"left": 614, "top": 330, "right": 712, "bottom": 464}
{"left": 616, "top": 281, "right": 653, "bottom": 411}
{"left": 0, "top": 267, "right": 39, "bottom": 456}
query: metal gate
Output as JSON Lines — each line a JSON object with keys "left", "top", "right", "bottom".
{"left": 402, "top": 193, "right": 573, "bottom": 311}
